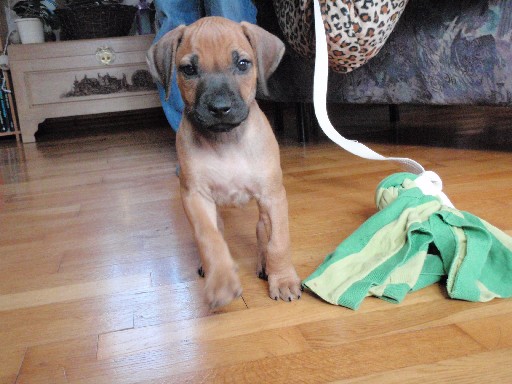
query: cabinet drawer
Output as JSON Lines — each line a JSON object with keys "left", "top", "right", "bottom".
{"left": 9, "top": 34, "right": 155, "bottom": 61}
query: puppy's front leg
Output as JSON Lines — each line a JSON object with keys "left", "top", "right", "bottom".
{"left": 181, "top": 189, "right": 242, "bottom": 309}
{"left": 258, "top": 187, "right": 302, "bottom": 302}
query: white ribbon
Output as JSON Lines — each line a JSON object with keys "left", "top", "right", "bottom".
{"left": 414, "top": 171, "right": 455, "bottom": 208}
{"left": 312, "top": 0, "right": 454, "bottom": 207}
{"left": 312, "top": 0, "right": 425, "bottom": 175}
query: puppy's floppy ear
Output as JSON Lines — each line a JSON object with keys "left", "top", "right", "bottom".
{"left": 241, "top": 22, "right": 285, "bottom": 96}
{"left": 146, "top": 25, "right": 186, "bottom": 101}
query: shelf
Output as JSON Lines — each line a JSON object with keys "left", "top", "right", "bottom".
{"left": 1, "top": 36, "right": 21, "bottom": 143}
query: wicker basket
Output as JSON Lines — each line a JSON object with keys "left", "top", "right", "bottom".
{"left": 56, "top": 4, "right": 137, "bottom": 40}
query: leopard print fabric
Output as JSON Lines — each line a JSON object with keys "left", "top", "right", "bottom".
{"left": 273, "top": 0, "right": 315, "bottom": 59}
{"left": 273, "top": 0, "right": 409, "bottom": 73}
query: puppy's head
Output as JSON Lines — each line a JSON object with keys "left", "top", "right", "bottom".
{"left": 146, "top": 17, "right": 285, "bottom": 134}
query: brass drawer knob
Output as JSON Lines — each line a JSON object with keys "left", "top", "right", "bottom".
{"left": 96, "top": 47, "right": 116, "bottom": 65}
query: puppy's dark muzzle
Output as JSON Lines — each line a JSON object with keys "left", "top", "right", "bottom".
{"left": 208, "top": 98, "right": 232, "bottom": 118}
{"left": 204, "top": 96, "right": 238, "bottom": 132}
{"left": 189, "top": 75, "right": 249, "bottom": 133}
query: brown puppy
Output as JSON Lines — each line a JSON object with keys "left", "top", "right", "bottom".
{"left": 146, "top": 17, "right": 301, "bottom": 309}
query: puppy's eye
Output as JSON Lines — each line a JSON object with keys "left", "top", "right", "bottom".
{"left": 180, "top": 64, "right": 198, "bottom": 77}
{"left": 236, "top": 59, "right": 251, "bottom": 72}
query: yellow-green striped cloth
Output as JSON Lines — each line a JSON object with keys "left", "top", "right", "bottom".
{"left": 302, "top": 173, "right": 512, "bottom": 309}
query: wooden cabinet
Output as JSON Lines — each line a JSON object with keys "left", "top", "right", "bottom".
{"left": 9, "top": 34, "right": 161, "bottom": 143}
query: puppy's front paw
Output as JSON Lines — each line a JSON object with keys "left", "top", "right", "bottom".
{"left": 268, "top": 268, "right": 302, "bottom": 302}
{"left": 205, "top": 265, "right": 242, "bottom": 310}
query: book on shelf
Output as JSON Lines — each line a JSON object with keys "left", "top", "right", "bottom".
{"left": 0, "top": 91, "right": 8, "bottom": 133}
{"left": 0, "top": 70, "right": 15, "bottom": 133}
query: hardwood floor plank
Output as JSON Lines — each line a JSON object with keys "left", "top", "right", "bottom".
{"left": 133, "top": 283, "right": 247, "bottom": 328}
{"left": 0, "top": 273, "right": 151, "bottom": 311}
{"left": 23, "top": 328, "right": 306, "bottom": 384}
{"left": 0, "top": 252, "right": 179, "bottom": 295}
{"left": 298, "top": 299, "right": 512, "bottom": 349}
{"left": 457, "top": 312, "right": 512, "bottom": 350}
{"left": 330, "top": 349, "right": 512, "bottom": 384}
{"left": 139, "top": 325, "right": 484, "bottom": 384}
{"left": 96, "top": 298, "right": 340, "bottom": 360}
{"left": 16, "top": 336, "right": 98, "bottom": 384}
{"left": 0, "top": 300, "right": 133, "bottom": 350}
{"left": 0, "top": 347, "right": 25, "bottom": 384}
{"left": 0, "top": 240, "right": 64, "bottom": 277}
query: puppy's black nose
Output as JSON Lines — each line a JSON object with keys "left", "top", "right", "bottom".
{"left": 208, "top": 100, "right": 232, "bottom": 117}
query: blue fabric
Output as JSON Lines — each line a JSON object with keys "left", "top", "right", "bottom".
{"left": 153, "top": 0, "right": 257, "bottom": 131}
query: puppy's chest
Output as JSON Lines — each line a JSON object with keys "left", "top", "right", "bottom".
{"left": 203, "top": 159, "right": 261, "bottom": 207}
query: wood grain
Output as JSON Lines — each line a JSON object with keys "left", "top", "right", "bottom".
{"left": 1, "top": 122, "right": 512, "bottom": 383}
{"left": 330, "top": 349, "right": 512, "bottom": 383}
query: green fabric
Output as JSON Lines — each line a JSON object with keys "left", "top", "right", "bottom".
{"left": 302, "top": 173, "right": 512, "bottom": 309}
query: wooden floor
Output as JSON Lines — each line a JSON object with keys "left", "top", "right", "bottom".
{"left": 1, "top": 118, "right": 512, "bottom": 383}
